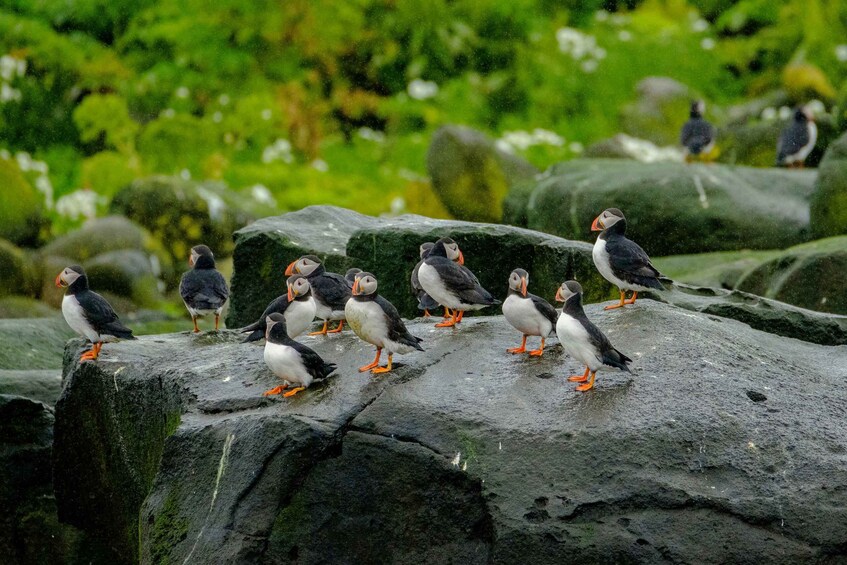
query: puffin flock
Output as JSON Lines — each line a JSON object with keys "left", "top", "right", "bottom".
{"left": 56, "top": 207, "right": 668, "bottom": 395}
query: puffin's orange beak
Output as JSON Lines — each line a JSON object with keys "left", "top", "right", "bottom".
{"left": 55, "top": 272, "right": 64, "bottom": 288}
{"left": 287, "top": 286, "right": 294, "bottom": 301}
{"left": 458, "top": 250, "right": 465, "bottom": 265}
{"left": 284, "top": 260, "right": 297, "bottom": 276}
{"left": 352, "top": 279, "right": 360, "bottom": 295}
{"left": 555, "top": 288, "right": 563, "bottom": 302}
{"left": 520, "top": 277, "right": 527, "bottom": 297}
{"left": 591, "top": 216, "right": 603, "bottom": 232}
{"left": 189, "top": 254, "right": 195, "bottom": 267}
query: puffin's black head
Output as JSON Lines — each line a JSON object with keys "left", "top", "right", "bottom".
{"left": 794, "top": 107, "right": 812, "bottom": 123}
{"left": 419, "top": 242, "right": 435, "bottom": 259}
{"left": 190, "top": 245, "right": 216, "bottom": 269}
{"left": 351, "top": 271, "right": 378, "bottom": 297}
{"left": 555, "top": 280, "right": 582, "bottom": 303}
{"left": 345, "top": 268, "right": 362, "bottom": 284}
{"left": 508, "top": 268, "right": 529, "bottom": 297}
{"left": 265, "top": 312, "right": 289, "bottom": 342}
{"left": 55, "top": 265, "right": 88, "bottom": 291}
{"left": 286, "top": 274, "right": 311, "bottom": 301}
{"left": 431, "top": 237, "right": 464, "bottom": 264}
{"left": 690, "top": 100, "right": 705, "bottom": 118}
{"left": 285, "top": 255, "right": 322, "bottom": 277}
{"left": 591, "top": 208, "right": 626, "bottom": 233}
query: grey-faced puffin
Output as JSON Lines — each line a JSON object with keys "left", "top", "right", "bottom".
{"left": 262, "top": 313, "right": 337, "bottom": 398}
{"left": 777, "top": 107, "right": 817, "bottom": 168}
{"left": 240, "top": 275, "right": 317, "bottom": 342}
{"left": 345, "top": 272, "right": 423, "bottom": 374}
{"left": 56, "top": 265, "right": 135, "bottom": 362}
{"left": 502, "top": 268, "right": 558, "bottom": 356}
{"left": 591, "top": 208, "right": 665, "bottom": 310}
{"left": 417, "top": 237, "right": 500, "bottom": 328}
{"left": 680, "top": 100, "right": 716, "bottom": 163}
{"left": 555, "top": 280, "right": 631, "bottom": 392}
{"left": 345, "top": 268, "right": 362, "bottom": 287}
{"left": 285, "top": 255, "right": 351, "bottom": 335}
{"left": 179, "top": 245, "right": 230, "bottom": 332}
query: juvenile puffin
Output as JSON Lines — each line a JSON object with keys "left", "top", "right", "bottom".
{"left": 346, "top": 272, "right": 423, "bottom": 374}
{"left": 777, "top": 107, "right": 817, "bottom": 168}
{"left": 680, "top": 100, "right": 716, "bottom": 162}
{"left": 179, "top": 245, "right": 230, "bottom": 332}
{"left": 417, "top": 237, "right": 500, "bottom": 328}
{"left": 555, "top": 280, "right": 631, "bottom": 392}
{"left": 285, "top": 255, "right": 351, "bottom": 335}
{"left": 56, "top": 265, "right": 135, "bottom": 362}
{"left": 502, "top": 268, "right": 558, "bottom": 356}
{"left": 591, "top": 208, "right": 665, "bottom": 310}
{"left": 240, "top": 275, "right": 317, "bottom": 342}
{"left": 262, "top": 313, "right": 337, "bottom": 398}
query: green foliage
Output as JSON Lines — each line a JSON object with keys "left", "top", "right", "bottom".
{"left": 0, "top": 157, "right": 42, "bottom": 245}
{"left": 73, "top": 94, "right": 138, "bottom": 153}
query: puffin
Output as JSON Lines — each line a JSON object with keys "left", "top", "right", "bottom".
{"left": 411, "top": 242, "right": 439, "bottom": 317}
{"left": 345, "top": 272, "right": 423, "bottom": 374}
{"left": 262, "top": 313, "right": 337, "bottom": 398}
{"left": 417, "top": 237, "right": 500, "bottom": 328}
{"left": 56, "top": 265, "right": 135, "bottom": 362}
{"left": 240, "top": 275, "right": 317, "bottom": 342}
{"left": 345, "top": 268, "right": 362, "bottom": 287}
{"left": 680, "top": 100, "right": 716, "bottom": 162}
{"left": 179, "top": 245, "right": 230, "bottom": 332}
{"left": 555, "top": 280, "right": 632, "bottom": 392}
{"left": 777, "top": 107, "right": 817, "bottom": 168}
{"left": 591, "top": 208, "right": 665, "bottom": 310}
{"left": 285, "top": 255, "right": 351, "bottom": 335}
{"left": 502, "top": 268, "right": 558, "bottom": 356}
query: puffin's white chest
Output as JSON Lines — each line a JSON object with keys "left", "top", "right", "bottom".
{"left": 593, "top": 238, "right": 625, "bottom": 289}
{"left": 285, "top": 297, "right": 317, "bottom": 338}
{"left": 312, "top": 295, "right": 345, "bottom": 321}
{"left": 556, "top": 313, "right": 602, "bottom": 371}
{"left": 263, "top": 342, "right": 313, "bottom": 388}
{"left": 62, "top": 295, "right": 98, "bottom": 342}
{"left": 502, "top": 294, "right": 552, "bottom": 336}
{"left": 417, "top": 262, "right": 454, "bottom": 308}
{"left": 345, "top": 299, "right": 388, "bottom": 348}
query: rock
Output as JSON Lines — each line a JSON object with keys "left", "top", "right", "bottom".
{"left": 735, "top": 236, "right": 847, "bottom": 315}
{"left": 53, "top": 302, "right": 847, "bottom": 564}
{"left": 584, "top": 134, "right": 685, "bottom": 162}
{"left": 620, "top": 77, "right": 694, "bottom": 146}
{"left": 227, "top": 206, "right": 608, "bottom": 327}
{"left": 0, "top": 157, "right": 43, "bottom": 245}
{"left": 523, "top": 159, "right": 815, "bottom": 255}
{"left": 717, "top": 114, "right": 837, "bottom": 168}
{"left": 41, "top": 215, "right": 150, "bottom": 262}
{"left": 0, "top": 317, "right": 76, "bottom": 370}
{"left": 0, "top": 238, "right": 37, "bottom": 297}
{"left": 84, "top": 249, "right": 162, "bottom": 307}
{"left": 0, "top": 370, "right": 62, "bottom": 406}
{"left": 426, "top": 125, "right": 538, "bottom": 223}
{"left": 652, "top": 250, "right": 780, "bottom": 289}
{"left": 0, "top": 296, "right": 58, "bottom": 318}
{"left": 810, "top": 130, "right": 847, "bottom": 237}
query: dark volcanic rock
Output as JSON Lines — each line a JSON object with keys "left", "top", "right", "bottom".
{"left": 53, "top": 302, "right": 847, "bottom": 564}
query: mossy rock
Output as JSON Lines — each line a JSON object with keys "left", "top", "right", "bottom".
{"left": 523, "top": 159, "right": 815, "bottom": 256}
{"left": 718, "top": 114, "right": 837, "bottom": 168}
{"left": 426, "top": 125, "right": 538, "bottom": 223}
{"left": 653, "top": 249, "right": 782, "bottom": 290}
{"left": 620, "top": 77, "right": 694, "bottom": 146}
{"left": 41, "top": 216, "right": 150, "bottom": 262}
{"left": 810, "top": 131, "right": 847, "bottom": 238}
{"left": 84, "top": 250, "right": 162, "bottom": 307}
{"left": 0, "top": 296, "right": 58, "bottom": 319}
{"left": 736, "top": 236, "right": 847, "bottom": 315}
{"left": 0, "top": 158, "right": 42, "bottom": 245}
{"left": 0, "top": 317, "right": 75, "bottom": 370}
{"left": 0, "top": 238, "right": 37, "bottom": 297}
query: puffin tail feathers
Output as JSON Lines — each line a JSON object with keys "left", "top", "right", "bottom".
{"left": 104, "top": 322, "right": 135, "bottom": 340}
{"left": 603, "top": 348, "right": 632, "bottom": 373}
{"left": 321, "top": 362, "right": 338, "bottom": 378}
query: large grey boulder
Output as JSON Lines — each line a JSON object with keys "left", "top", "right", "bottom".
{"left": 810, "top": 130, "right": 847, "bottom": 238}
{"left": 0, "top": 317, "right": 75, "bottom": 371}
{"left": 53, "top": 300, "right": 847, "bottom": 564}
{"left": 523, "top": 159, "right": 815, "bottom": 255}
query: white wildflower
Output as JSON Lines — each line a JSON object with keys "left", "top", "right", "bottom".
{"left": 778, "top": 106, "right": 792, "bottom": 120}
{"left": 700, "top": 38, "right": 715, "bottom": 50}
{"left": 556, "top": 27, "right": 598, "bottom": 60}
{"left": 35, "top": 175, "right": 54, "bottom": 209}
{"left": 610, "top": 14, "right": 628, "bottom": 26}
{"left": 56, "top": 189, "right": 104, "bottom": 221}
{"left": 390, "top": 197, "right": 405, "bottom": 215}
{"left": 0, "top": 55, "right": 25, "bottom": 81}
{"left": 835, "top": 45, "right": 847, "bottom": 62}
{"left": 618, "top": 30, "right": 632, "bottom": 42}
{"left": 407, "top": 79, "right": 439, "bottom": 100}
{"left": 617, "top": 134, "right": 684, "bottom": 163}
{"left": 0, "top": 83, "right": 21, "bottom": 103}
{"left": 357, "top": 127, "right": 386, "bottom": 143}
{"left": 581, "top": 59, "right": 599, "bottom": 73}
{"left": 261, "top": 108, "right": 272, "bottom": 121}
{"left": 495, "top": 139, "right": 514, "bottom": 154}
{"left": 569, "top": 141, "right": 584, "bottom": 154}
{"left": 594, "top": 10, "right": 609, "bottom": 22}
{"left": 532, "top": 128, "right": 564, "bottom": 146}
{"left": 761, "top": 107, "right": 777, "bottom": 121}
{"left": 175, "top": 86, "right": 189, "bottom": 99}
{"left": 692, "top": 19, "right": 709, "bottom": 33}
{"left": 212, "top": 111, "right": 223, "bottom": 123}
{"left": 806, "top": 100, "right": 825, "bottom": 115}
{"left": 15, "top": 152, "right": 32, "bottom": 172}
{"left": 250, "top": 184, "right": 277, "bottom": 206}
{"left": 161, "top": 108, "right": 175, "bottom": 118}
{"left": 196, "top": 187, "right": 227, "bottom": 220}
{"left": 180, "top": 169, "right": 191, "bottom": 180}
{"left": 262, "top": 139, "right": 294, "bottom": 164}
{"left": 218, "top": 93, "right": 230, "bottom": 106}
{"left": 311, "top": 159, "right": 328, "bottom": 172}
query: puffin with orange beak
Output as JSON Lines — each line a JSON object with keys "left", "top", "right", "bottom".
{"left": 345, "top": 272, "right": 423, "bottom": 374}
{"left": 417, "top": 237, "right": 499, "bottom": 328}
{"left": 179, "top": 245, "right": 230, "bottom": 332}
{"left": 411, "top": 242, "right": 462, "bottom": 318}
{"left": 502, "top": 268, "right": 558, "bottom": 356}
{"left": 240, "top": 275, "right": 317, "bottom": 342}
{"left": 591, "top": 208, "right": 665, "bottom": 310}
{"left": 57, "top": 265, "right": 135, "bottom": 362}
{"left": 285, "top": 255, "right": 351, "bottom": 335}
{"left": 555, "top": 280, "right": 631, "bottom": 392}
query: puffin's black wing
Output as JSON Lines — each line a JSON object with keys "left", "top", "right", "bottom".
{"left": 417, "top": 292, "right": 439, "bottom": 311}
{"left": 604, "top": 236, "right": 664, "bottom": 290}
{"left": 180, "top": 269, "right": 229, "bottom": 310}
{"left": 528, "top": 293, "right": 558, "bottom": 329}
{"left": 776, "top": 123, "right": 809, "bottom": 163}
{"left": 428, "top": 258, "right": 500, "bottom": 306}
{"left": 376, "top": 296, "right": 424, "bottom": 351}
{"left": 241, "top": 295, "right": 291, "bottom": 342}
{"left": 78, "top": 290, "right": 135, "bottom": 339}
{"left": 311, "top": 272, "right": 352, "bottom": 310}
{"left": 288, "top": 340, "right": 337, "bottom": 381}
{"left": 578, "top": 313, "right": 631, "bottom": 373}
{"left": 411, "top": 260, "right": 424, "bottom": 293}
{"left": 680, "top": 118, "right": 714, "bottom": 154}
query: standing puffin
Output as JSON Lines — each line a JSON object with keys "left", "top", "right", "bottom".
{"left": 555, "top": 281, "right": 632, "bottom": 392}
{"left": 56, "top": 265, "right": 135, "bottom": 362}
{"left": 240, "top": 275, "right": 317, "bottom": 342}
{"left": 285, "top": 255, "right": 351, "bottom": 335}
{"left": 346, "top": 272, "right": 423, "bottom": 374}
{"left": 680, "top": 100, "right": 716, "bottom": 163}
{"left": 777, "top": 107, "right": 817, "bottom": 168}
{"left": 262, "top": 313, "right": 337, "bottom": 398}
{"left": 179, "top": 245, "right": 229, "bottom": 332}
{"left": 411, "top": 242, "right": 439, "bottom": 317}
{"left": 591, "top": 208, "right": 665, "bottom": 310}
{"left": 417, "top": 237, "right": 500, "bottom": 328}
{"left": 502, "top": 268, "right": 558, "bottom": 356}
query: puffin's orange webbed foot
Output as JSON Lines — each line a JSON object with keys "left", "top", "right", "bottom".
{"left": 309, "top": 321, "right": 329, "bottom": 336}
{"left": 568, "top": 368, "right": 590, "bottom": 382}
{"left": 506, "top": 346, "right": 526, "bottom": 354}
{"left": 604, "top": 291, "right": 627, "bottom": 311}
{"left": 326, "top": 321, "right": 344, "bottom": 333}
{"left": 192, "top": 317, "right": 200, "bottom": 333}
{"left": 575, "top": 372, "right": 596, "bottom": 391}
{"left": 528, "top": 348, "right": 544, "bottom": 357}
{"left": 423, "top": 309, "right": 431, "bottom": 318}
{"left": 370, "top": 366, "right": 391, "bottom": 374}
{"left": 624, "top": 291, "right": 639, "bottom": 305}
{"left": 263, "top": 385, "right": 288, "bottom": 396}
{"left": 282, "top": 387, "right": 305, "bottom": 398}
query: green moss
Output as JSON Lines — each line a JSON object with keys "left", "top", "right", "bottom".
{"left": 148, "top": 490, "right": 189, "bottom": 565}
{"left": 165, "top": 411, "right": 181, "bottom": 438}
{"left": 0, "top": 159, "right": 42, "bottom": 245}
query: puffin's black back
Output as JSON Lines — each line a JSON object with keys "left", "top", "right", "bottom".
{"left": 562, "top": 293, "right": 631, "bottom": 372}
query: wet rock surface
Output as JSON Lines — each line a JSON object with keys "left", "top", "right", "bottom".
{"left": 53, "top": 301, "right": 847, "bottom": 564}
